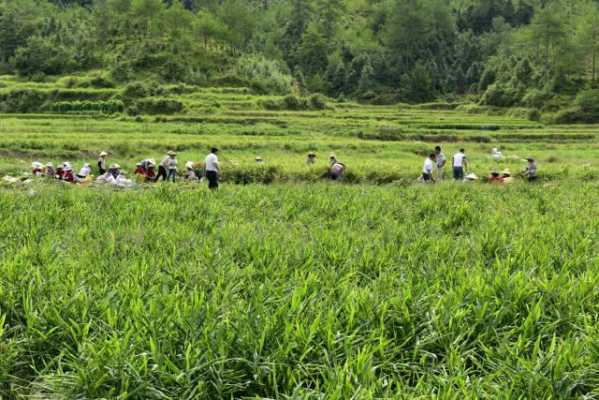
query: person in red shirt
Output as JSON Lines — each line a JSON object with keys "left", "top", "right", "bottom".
{"left": 488, "top": 171, "right": 503, "bottom": 183}
{"left": 134, "top": 162, "right": 146, "bottom": 176}
{"left": 62, "top": 162, "right": 75, "bottom": 183}
{"left": 144, "top": 162, "right": 157, "bottom": 182}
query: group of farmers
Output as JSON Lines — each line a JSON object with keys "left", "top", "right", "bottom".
{"left": 31, "top": 148, "right": 222, "bottom": 189}
{"left": 28, "top": 145, "right": 537, "bottom": 188}
{"left": 30, "top": 148, "right": 347, "bottom": 188}
{"left": 421, "top": 146, "right": 538, "bottom": 183}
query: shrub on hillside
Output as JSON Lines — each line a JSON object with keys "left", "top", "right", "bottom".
{"left": 522, "top": 88, "right": 553, "bottom": 109}
{"left": 283, "top": 95, "right": 308, "bottom": 110}
{"left": 552, "top": 108, "right": 586, "bottom": 124}
{"left": 122, "top": 82, "right": 150, "bottom": 99}
{"left": 575, "top": 89, "right": 599, "bottom": 114}
{"left": 234, "top": 55, "right": 294, "bottom": 95}
{"left": 86, "top": 75, "right": 116, "bottom": 89}
{"left": 258, "top": 95, "right": 327, "bottom": 111}
{"left": 0, "top": 88, "right": 48, "bottom": 112}
{"left": 309, "top": 94, "right": 327, "bottom": 110}
{"left": 47, "top": 100, "right": 124, "bottom": 114}
{"left": 129, "top": 98, "right": 184, "bottom": 115}
{"left": 12, "top": 36, "right": 76, "bottom": 76}
{"left": 480, "top": 83, "right": 522, "bottom": 107}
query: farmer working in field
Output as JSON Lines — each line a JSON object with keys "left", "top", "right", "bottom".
{"left": 156, "top": 151, "right": 176, "bottom": 182}
{"left": 306, "top": 152, "right": 317, "bottom": 165}
{"left": 502, "top": 169, "right": 513, "bottom": 183}
{"left": 97, "top": 151, "right": 108, "bottom": 175}
{"left": 31, "top": 162, "right": 43, "bottom": 176}
{"left": 62, "top": 162, "right": 75, "bottom": 183}
{"left": 167, "top": 154, "right": 177, "bottom": 182}
{"left": 452, "top": 148, "right": 468, "bottom": 181}
{"left": 45, "top": 162, "right": 55, "bottom": 178}
{"left": 488, "top": 170, "right": 503, "bottom": 183}
{"left": 434, "top": 146, "right": 446, "bottom": 180}
{"left": 523, "top": 158, "right": 537, "bottom": 181}
{"left": 144, "top": 161, "right": 156, "bottom": 181}
{"left": 205, "top": 147, "right": 220, "bottom": 190}
{"left": 184, "top": 161, "right": 198, "bottom": 180}
{"left": 422, "top": 153, "right": 436, "bottom": 183}
{"left": 329, "top": 154, "right": 346, "bottom": 180}
{"left": 76, "top": 163, "right": 92, "bottom": 181}
{"left": 134, "top": 162, "right": 145, "bottom": 176}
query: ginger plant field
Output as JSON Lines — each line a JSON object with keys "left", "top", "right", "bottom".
{"left": 1, "top": 75, "right": 599, "bottom": 398}
{"left": 1, "top": 183, "right": 598, "bottom": 398}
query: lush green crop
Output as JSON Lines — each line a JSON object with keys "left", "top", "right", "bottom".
{"left": 1, "top": 75, "right": 599, "bottom": 398}
{"left": 0, "top": 182, "right": 598, "bottom": 398}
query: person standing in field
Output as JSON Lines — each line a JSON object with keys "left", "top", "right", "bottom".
{"left": 156, "top": 151, "right": 176, "bottom": 181}
{"left": 205, "top": 147, "right": 220, "bottom": 190}
{"left": 97, "top": 151, "right": 108, "bottom": 175}
{"left": 523, "top": 157, "right": 538, "bottom": 182}
{"left": 452, "top": 148, "right": 468, "bottom": 181}
{"left": 434, "top": 146, "right": 446, "bottom": 180}
{"left": 422, "top": 153, "right": 436, "bottom": 183}
{"left": 167, "top": 154, "right": 178, "bottom": 182}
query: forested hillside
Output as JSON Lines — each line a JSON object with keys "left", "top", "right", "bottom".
{"left": 1, "top": 0, "right": 599, "bottom": 116}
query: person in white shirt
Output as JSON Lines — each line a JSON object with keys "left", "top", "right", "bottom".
{"left": 491, "top": 147, "right": 502, "bottom": 162}
{"left": 156, "top": 151, "right": 176, "bottom": 181}
{"left": 76, "top": 163, "right": 92, "bottom": 180}
{"left": 434, "top": 146, "right": 446, "bottom": 180}
{"left": 167, "top": 156, "right": 177, "bottom": 182}
{"left": 452, "top": 149, "right": 468, "bottom": 180}
{"left": 205, "top": 147, "right": 220, "bottom": 190}
{"left": 422, "top": 153, "right": 436, "bottom": 182}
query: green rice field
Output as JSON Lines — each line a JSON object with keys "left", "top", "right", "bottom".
{"left": 1, "top": 77, "right": 599, "bottom": 398}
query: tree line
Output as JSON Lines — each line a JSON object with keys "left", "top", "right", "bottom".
{"left": 1, "top": 0, "right": 598, "bottom": 107}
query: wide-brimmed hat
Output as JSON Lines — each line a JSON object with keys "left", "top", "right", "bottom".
{"left": 147, "top": 159, "right": 156, "bottom": 167}
{"left": 308, "top": 151, "right": 316, "bottom": 156}
{"left": 100, "top": 151, "right": 108, "bottom": 157}
{"left": 167, "top": 151, "right": 177, "bottom": 156}
{"left": 185, "top": 161, "right": 194, "bottom": 169}
{"left": 329, "top": 153, "right": 336, "bottom": 159}
{"left": 255, "top": 156, "right": 263, "bottom": 161}
{"left": 46, "top": 162, "right": 53, "bottom": 167}
{"left": 31, "top": 161, "right": 42, "bottom": 169}
{"left": 110, "top": 163, "right": 120, "bottom": 169}
{"left": 465, "top": 173, "right": 478, "bottom": 181}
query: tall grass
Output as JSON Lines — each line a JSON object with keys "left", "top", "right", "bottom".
{"left": 1, "top": 182, "right": 598, "bottom": 398}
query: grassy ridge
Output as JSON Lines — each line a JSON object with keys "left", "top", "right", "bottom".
{"left": 1, "top": 182, "right": 598, "bottom": 398}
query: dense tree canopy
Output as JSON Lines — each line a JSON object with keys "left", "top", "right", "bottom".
{"left": 0, "top": 0, "right": 598, "bottom": 103}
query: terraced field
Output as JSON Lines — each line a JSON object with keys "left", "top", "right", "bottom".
{"left": 1, "top": 75, "right": 599, "bottom": 182}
